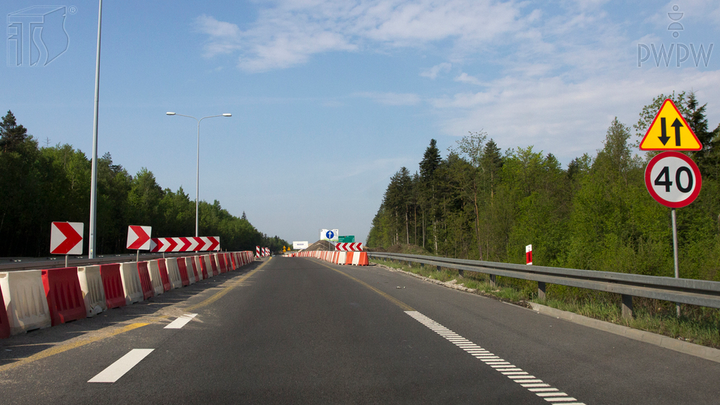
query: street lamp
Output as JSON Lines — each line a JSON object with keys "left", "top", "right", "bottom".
{"left": 166, "top": 112, "right": 232, "bottom": 237}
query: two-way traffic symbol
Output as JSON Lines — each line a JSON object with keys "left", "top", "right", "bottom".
{"left": 640, "top": 99, "right": 702, "bottom": 151}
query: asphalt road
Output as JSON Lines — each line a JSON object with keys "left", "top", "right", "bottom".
{"left": 1, "top": 257, "right": 719, "bottom": 404}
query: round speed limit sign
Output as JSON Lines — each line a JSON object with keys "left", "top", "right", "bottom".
{"left": 645, "top": 151, "right": 702, "bottom": 208}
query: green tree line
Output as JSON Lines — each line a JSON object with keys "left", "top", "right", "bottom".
{"left": 0, "top": 111, "right": 288, "bottom": 257}
{"left": 368, "top": 91, "right": 720, "bottom": 281}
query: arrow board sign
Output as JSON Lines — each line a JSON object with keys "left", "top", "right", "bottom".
{"left": 640, "top": 99, "right": 702, "bottom": 151}
{"left": 50, "top": 222, "right": 83, "bottom": 255}
{"left": 127, "top": 225, "right": 152, "bottom": 250}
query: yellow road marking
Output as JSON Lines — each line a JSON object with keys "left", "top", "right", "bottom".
{"left": 0, "top": 322, "right": 148, "bottom": 373}
{"left": 0, "top": 261, "right": 268, "bottom": 373}
{"left": 315, "top": 261, "right": 415, "bottom": 311}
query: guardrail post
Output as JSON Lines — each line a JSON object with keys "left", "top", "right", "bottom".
{"left": 489, "top": 274, "right": 496, "bottom": 287}
{"left": 622, "top": 295, "right": 633, "bottom": 319}
{"left": 538, "top": 281, "right": 546, "bottom": 300}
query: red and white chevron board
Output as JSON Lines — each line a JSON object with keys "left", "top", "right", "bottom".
{"left": 335, "top": 243, "right": 363, "bottom": 251}
{"left": 150, "top": 236, "right": 220, "bottom": 252}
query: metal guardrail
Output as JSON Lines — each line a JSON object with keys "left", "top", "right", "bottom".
{"left": 368, "top": 252, "right": 720, "bottom": 318}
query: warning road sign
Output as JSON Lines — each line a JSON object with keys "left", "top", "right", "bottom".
{"left": 640, "top": 99, "right": 702, "bottom": 151}
{"left": 50, "top": 222, "right": 83, "bottom": 255}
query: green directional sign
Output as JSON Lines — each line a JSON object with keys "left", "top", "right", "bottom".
{"left": 338, "top": 235, "right": 355, "bottom": 243}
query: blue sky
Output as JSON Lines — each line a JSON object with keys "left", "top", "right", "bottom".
{"left": 3, "top": 0, "right": 720, "bottom": 246}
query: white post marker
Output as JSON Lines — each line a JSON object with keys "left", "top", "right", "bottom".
{"left": 525, "top": 244, "right": 533, "bottom": 265}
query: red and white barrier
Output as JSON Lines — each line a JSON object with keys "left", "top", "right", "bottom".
{"left": 291, "top": 250, "right": 369, "bottom": 266}
{"left": 0, "top": 251, "right": 255, "bottom": 339}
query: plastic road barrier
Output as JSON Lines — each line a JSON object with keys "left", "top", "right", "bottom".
{"left": 0, "top": 285, "right": 10, "bottom": 338}
{"left": 352, "top": 252, "right": 369, "bottom": 266}
{"left": 217, "top": 254, "right": 227, "bottom": 273}
{"left": 175, "top": 258, "right": 190, "bottom": 287}
{"left": 337, "top": 252, "right": 347, "bottom": 265}
{"left": 157, "top": 259, "right": 172, "bottom": 292}
{"left": 99, "top": 264, "right": 126, "bottom": 309}
{"left": 345, "top": 252, "right": 354, "bottom": 265}
{"left": 0, "top": 270, "right": 51, "bottom": 335}
{"left": 181, "top": 257, "right": 196, "bottom": 284}
{"left": 136, "top": 262, "right": 155, "bottom": 300}
{"left": 198, "top": 255, "right": 210, "bottom": 279}
{"left": 77, "top": 265, "right": 108, "bottom": 317}
{"left": 229, "top": 253, "right": 237, "bottom": 270}
{"left": 120, "top": 262, "right": 144, "bottom": 305}
{"left": 165, "top": 258, "right": 183, "bottom": 289}
{"left": 42, "top": 267, "right": 87, "bottom": 326}
{"left": 147, "top": 260, "right": 166, "bottom": 296}
{"left": 191, "top": 256, "right": 204, "bottom": 281}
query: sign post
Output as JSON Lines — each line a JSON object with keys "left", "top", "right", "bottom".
{"left": 641, "top": 100, "right": 703, "bottom": 317}
{"left": 645, "top": 152, "right": 702, "bottom": 316}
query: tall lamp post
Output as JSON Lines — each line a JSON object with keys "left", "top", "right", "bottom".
{"left": 166, "top": 112, "right": 232, "bottom": 237}
{"left": 88, "top": 0, "right": 103, "bottom": 259}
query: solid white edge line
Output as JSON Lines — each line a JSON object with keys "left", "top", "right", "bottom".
{"left": 164, "top": 313, "right": 198, "bottom": 329}
{"left": 88, "top": 349, "right": 154, "bottom": 383}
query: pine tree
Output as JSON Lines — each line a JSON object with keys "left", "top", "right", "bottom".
{"left": 0, "top": 111, "right": 29, "bottom": 152}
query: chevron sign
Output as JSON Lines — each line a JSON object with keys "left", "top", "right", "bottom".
{"left": 335, "top": 243, "right": 363, "bottom": 251}
{"left": 150, "top": 236, "right": 220, "bottom": 253}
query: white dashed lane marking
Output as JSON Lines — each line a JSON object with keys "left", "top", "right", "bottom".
{"left": 164, "top": 313, "right": 198, "bottom": 329}
{"left": 405, "top": 311, "right": 586, "bottom": 405}
{"left": 88, "top": 349, "right": 154, "bottom": 383}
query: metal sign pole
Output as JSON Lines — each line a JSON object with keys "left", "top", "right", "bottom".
{"left": 672, "top": 208, "right": 680, "bottom": 317}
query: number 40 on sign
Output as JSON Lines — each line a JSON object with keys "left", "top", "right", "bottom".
{"left": 645, "top": 151, "right": 702, "bottom": 208}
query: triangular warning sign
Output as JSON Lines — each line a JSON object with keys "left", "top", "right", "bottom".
{"left": 640, "top": 99, "right": 702, "bottom": 151}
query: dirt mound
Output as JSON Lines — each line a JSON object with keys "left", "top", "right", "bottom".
{"left": 304, "top": 240, "right": 335, "bottom": 251}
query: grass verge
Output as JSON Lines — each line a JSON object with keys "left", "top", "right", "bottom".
{"left": 371, "top": 258, "right": 720, "bottom": 349}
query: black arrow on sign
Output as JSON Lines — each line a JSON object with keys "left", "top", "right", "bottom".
{"left": 672, "top": 118, "right": 683, "bottom": 146}
{"left": 659, "top": 117, "right": 670, "bottom": 145}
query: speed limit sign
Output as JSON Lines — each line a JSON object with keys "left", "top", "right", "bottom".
{"left": 645, "top": 151, "right": 702, "bottom": 208}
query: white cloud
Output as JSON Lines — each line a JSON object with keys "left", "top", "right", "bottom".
{"left": 421, "top": 63, "right": 452, "bottom": 79}
{"left": 195, "top": 0, "right": 531, "bottom": 72}
{"left": 454, "top": 72, "right": 484, "bottom": 85}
